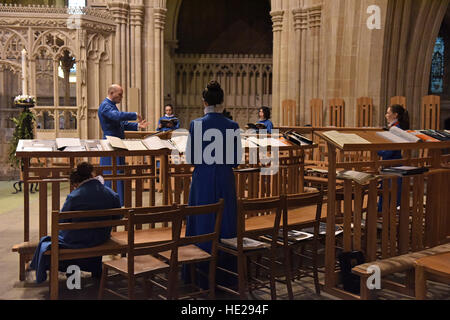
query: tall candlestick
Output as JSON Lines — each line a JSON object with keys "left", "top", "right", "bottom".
{"left": 21, "top": 49, "right": 28, "bottom": 96}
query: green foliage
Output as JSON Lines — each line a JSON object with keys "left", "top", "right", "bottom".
{"left": 8, "top": 109, "right": 35, "bottom": 169}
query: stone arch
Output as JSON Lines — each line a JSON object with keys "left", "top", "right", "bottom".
{"left": 1, "top": 28, "right": 27, "bottom": 60}
{"left": 381, "top": 0, "right": 450, "bottom": 128}
{"left": 31, "top": 29, "right": 75, "bottom": 60}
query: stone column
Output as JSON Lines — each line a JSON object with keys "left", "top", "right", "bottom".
{"left": 153, "top": 5, "right": 166, "bottom": 126}
{"left": 270, "top": 9, "right": 284, "bottom": 126}
{"left": 293, "top": 8, "right": 308, "bottom": 125}
{"left": 130, "top": 2, "right": 144, "bottom": 102}
{"left": 108, "top": 1, "right": 129, "bottom": 110}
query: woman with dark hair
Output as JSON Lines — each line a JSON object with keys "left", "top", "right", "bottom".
{"left": 377, "top": 105, "right": 410, "bottom": 212}
{"left": 378, "top": 104, "right": 410, "bottom": 160}
{"left": 257, "top": 106, "right": 274, "bottom": 134}
{"left": 185, "top": 80, "right": 241, "bottom": 288}
{"left": 30, "top": 162, "right": 121, "bottom": 283}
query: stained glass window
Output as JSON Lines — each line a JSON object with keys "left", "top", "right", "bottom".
{"left": 430, "top": 37, "right": 444, "bottom": 94}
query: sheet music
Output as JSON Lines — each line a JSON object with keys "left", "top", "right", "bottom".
{"left": 142, "top": 135, "right": 175, "bottom": 150}
{"left": 323, "top": 131, "right": 370, "bottom": 148}
{"left": 55, "top": 138, "right": 81, "bottom": 150}
{"left": 170, "top": 135, "right": 189, "bottom": 153}
{"left": 21, "top": 140, "right": 55, "bottom": 152}
{"left": 106, "top": 136, "right": 127, "bottom": 149}
{"left": 123, "top": 140, "right": 147, "bottom": 151}
{"left": 100, "top": 139, "right": 113, "bottom": 151}
{"left": 246, "top": 137, "right": 288, "bottom": 147}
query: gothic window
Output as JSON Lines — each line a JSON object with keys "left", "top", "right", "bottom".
{"left": 430, "top": 37, "right": 444, "bottom": 94}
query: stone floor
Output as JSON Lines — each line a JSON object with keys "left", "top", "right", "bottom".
{"left": 0, "top": 180, "right": 448, "bottom": 300}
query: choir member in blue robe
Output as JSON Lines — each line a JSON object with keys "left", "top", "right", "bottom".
{"left": 378, "top": 105, "right": 410, "bottom": 211}
{"left": 156, "top": 104, "right": 180, "bottom": 132}
{"left": 30, "top": 162, "right": 122, "bottom": 283}
{"left": 185, "top": 80, "right": 242, "bottom": 289}
{"left": 98, "top": 84, "right": 149, "bottom": 206}
{"left": 257, "top": 106, "right": 274, "bottom": 134}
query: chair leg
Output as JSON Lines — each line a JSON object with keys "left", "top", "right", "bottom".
{"left": 284, "top": 245, "right": 294, "bottom": 299}
{"left": 98, "top": 265, "right": 108, "bottom": 300}
{"left": 312, "top": 238, "right": 321, "bottom": 295}
{"left": 208, "top": 259, "right": 217, "bottom": 300}
{"left": 128, "top": 274, "right": 135, "bottom": 300}
{"left": 269, "top": 250, "right": 277, "bottom": 300}
{"left": 238, "top": 255, "right": 248, "bottom": 299}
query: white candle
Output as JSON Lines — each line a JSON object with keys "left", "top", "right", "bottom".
{"left": 21, "top": 49, "right": 28, "bottom": 96}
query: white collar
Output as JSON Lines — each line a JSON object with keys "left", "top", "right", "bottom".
{"left": 76, "top": 176, "right": 105, "bottom": 189}
{"left": 204, "top": 105, "right": 224, "bottom": 114}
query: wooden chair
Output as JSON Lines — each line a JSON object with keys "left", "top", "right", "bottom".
{"left": 328, "top": 99, "right": 345, "bottom": 127}
{"left": 98, "top": 207, "right": 183, "bottom": 300}
{"left": 216, "top": 196, "right": 286, "bottom": 300}
{"left": 282, "top": 191, "right": 324, "bottom": 296}
{"left": 49, "top": 207, "right": 129, "bottom": 300}
{"left": 356, "top": 97, "right": 373, "bottom": 127}
{"left": 390, "top": 96, "right": 406, "bottom": 110}
{"left": 310, "top": 99, "right": 324, "bottom": 127}
{"left": 282, "top": 99, "right": 297, "bottom": 126}
{"left": 421, "top": 95, "right": 441, "bottom": 130}
{"left": 158, "top": 199, "right": 225, "bottom": 299}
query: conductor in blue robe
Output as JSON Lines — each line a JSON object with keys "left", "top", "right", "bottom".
{"left": 157, "top": 104, "right": 180, "bottom": 132}
{"left": 98, "top": 84, "right": 149, "bottom": 206}
{"left": 185, "top": 80, "right": 242, "bottom": 288}
{"left": 30, "top": 162, "right": 122, "bottom": 283}
{"left": 257, "top": 106, "right": 274, "bottom": 134}
{"left": 378, "top": 105, "right": 410, "bottom": 211}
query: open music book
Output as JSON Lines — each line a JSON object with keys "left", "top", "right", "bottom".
{"left": 336, "top": 170, "right": 378, "bottom": 185}
{"left": 246, "top": 137, "right": 288, "bottom": 147}
{"left": 246, "top": 123, "right": 267, "bottom": 130}
{"left": 376, "top": 126, "right": 420, "bottom": 143}
{"left": 142, "top": 134, "right": 188, "bottom": 153}
{"left": 106, "top": 136, "right": 148, "bottom": 151}
{"left": 283, "top": 131, "right": 313, "bottom": 146}
{"left": 55, "top": 138, "right": 83, "bottom": 151}
{"left": 160, "top": 118, "right": 179, "bottom": 129}
{"left": 322, "top": 131, "right": 370, "bottom": 148}
{"left": 19, "top": 140, "right": 55, "bottom": 152}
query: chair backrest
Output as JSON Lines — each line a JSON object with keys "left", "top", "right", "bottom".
{"left": 356, "top": 97, "right": 373, "bottom": 127}
{"left": 390, "top": 96, "right": 406, "bottom": 110}
{"left": 328, "top": 99, "right": 345, "bottom": 127}
{"left": 310, "top": 99, "right": 324, "bottom": 127}
{"left": 237, "top": 196, "right": 283, "bottom": 250}
{"left": 127, "top": 208, "right": 183, "bottom": 286}
{"left": 179, "top": 199, "right": 224, "bottom": 253}
{"left": 284, "top": 191, "right": 323, "bottom": 235}
{"left": 421, "top": 95, "right": 441, "bottom": 130}
{"left": 282, "top": 99, "right": 297, "bottom": 126}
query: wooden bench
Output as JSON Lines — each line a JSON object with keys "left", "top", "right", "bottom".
{"left": 12, "top": 242, "right": 39, "bottom": 281}
{"left": 352, "top": 242, "right": 450, "bottom": 299}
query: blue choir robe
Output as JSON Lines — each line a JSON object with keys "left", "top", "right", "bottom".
{"left": 257, "top": 119, "right": 274, "bottom": 134}
{"left": 377, "top": 122, "right": 403, "bottom": 211}
{"left": 98, "top": 98, "right": 138, "bottom": 206}
{"left": 156, "top": 115, "right": 180, "bottom": 132}
{"left": 30, "top": 178, "right": 122, "bottom": 283}
{"left": 185, "top": 111, "right": 242, "bottom": 288}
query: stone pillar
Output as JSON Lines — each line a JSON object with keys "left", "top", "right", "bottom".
{"left": 144, "top": 0, "right": 167, "bottom": 126}
{"left": 293, "top": 8, "right": 308, "bottom": 125}
{"left": 154, "top": 5, "right": 166, "bottom": 126}
{"left": 270, "top": 9, "right": 284, "bottom": 126}
{"left": 108, "top": 1, "right": 129, "bottom": 110}
{"left": 130, "top": 2, "right": 144, "bottom": 101}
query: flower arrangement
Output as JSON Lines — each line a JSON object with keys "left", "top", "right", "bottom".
{"left": 14, "top": 95, "right": 36, "bottom": 105}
